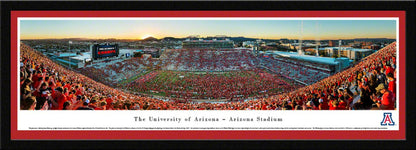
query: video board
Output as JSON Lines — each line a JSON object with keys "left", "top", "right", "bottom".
{"left": 91, "top": 44, "right": 119, "bottom": 59}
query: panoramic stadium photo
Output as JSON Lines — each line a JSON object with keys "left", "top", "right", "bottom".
{"left": 19, "top": 19, "right": 397, "bottom": 111}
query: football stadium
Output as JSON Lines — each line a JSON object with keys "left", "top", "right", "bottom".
{"left": 20, "top": 39, "right": 397, "bottom": 110}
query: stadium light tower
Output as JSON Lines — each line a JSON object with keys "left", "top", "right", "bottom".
{"left": 338, "top": 40, "right": 342, "bottom": 58}
{"left": 68, "top": 41, "right": 72, "bottom": 69}
{"left": 298, "top": 20, "right": 303, "bottom": 55}
{"left": 316, "top": 42, "right": 320, "bottom": 57}
{"left": 315, "top": 21, "right": 320, "bottom": 57}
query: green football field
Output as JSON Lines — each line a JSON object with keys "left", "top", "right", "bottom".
{"left": 124, "top": 70, "right": 300, "bottom": 100}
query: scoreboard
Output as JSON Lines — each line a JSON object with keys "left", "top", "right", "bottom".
{"left": 91, "top": 44, "right": 119, "bottom": 59}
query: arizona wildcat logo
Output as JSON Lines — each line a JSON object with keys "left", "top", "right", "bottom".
{"left": 380, "top": 112, "right": 395, "bottom": 126}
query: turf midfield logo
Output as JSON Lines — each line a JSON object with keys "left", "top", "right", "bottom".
{"left": 380, "top": 112, "right": 395, "bottom": 126}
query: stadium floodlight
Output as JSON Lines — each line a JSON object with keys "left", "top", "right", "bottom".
{"left": 68, "top": 41, "right": 72, "bottom": 69}
{"left": 315, "top": 21, "right": 320, "bottom": 57}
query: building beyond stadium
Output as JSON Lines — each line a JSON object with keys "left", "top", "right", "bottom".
{"left": 319, "top": 47, "right": 374, "bottom": 61}
{"left": 182, "top": 39, "right": 234, "bottom": 49}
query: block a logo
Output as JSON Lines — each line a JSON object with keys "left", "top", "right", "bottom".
{"left": 380, "top": 112, "right": 395, "bottom": 126}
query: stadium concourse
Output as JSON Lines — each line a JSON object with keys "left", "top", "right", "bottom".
{"left": 78, "top": 56, "right": 154, "bottom": 87}
{"left": 20, "top": 42, "right": 397, "bottom": 110}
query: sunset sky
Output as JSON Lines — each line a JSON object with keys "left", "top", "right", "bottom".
{"left": 20, "top": 19, "right": 397, "bottom": 40}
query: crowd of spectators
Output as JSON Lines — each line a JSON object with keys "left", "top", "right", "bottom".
{"left": 20, "top": 42, "right": 397, "bottom": 110}
{"left": 264, "top": 42, "right": 397, "bottom": 110}
{"left": 20, "top": 43, "right": 163, "bottom": 110}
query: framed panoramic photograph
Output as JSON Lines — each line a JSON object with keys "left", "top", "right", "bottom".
{"left": 2, "top": 1, "right": 415, "bottom": 150}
